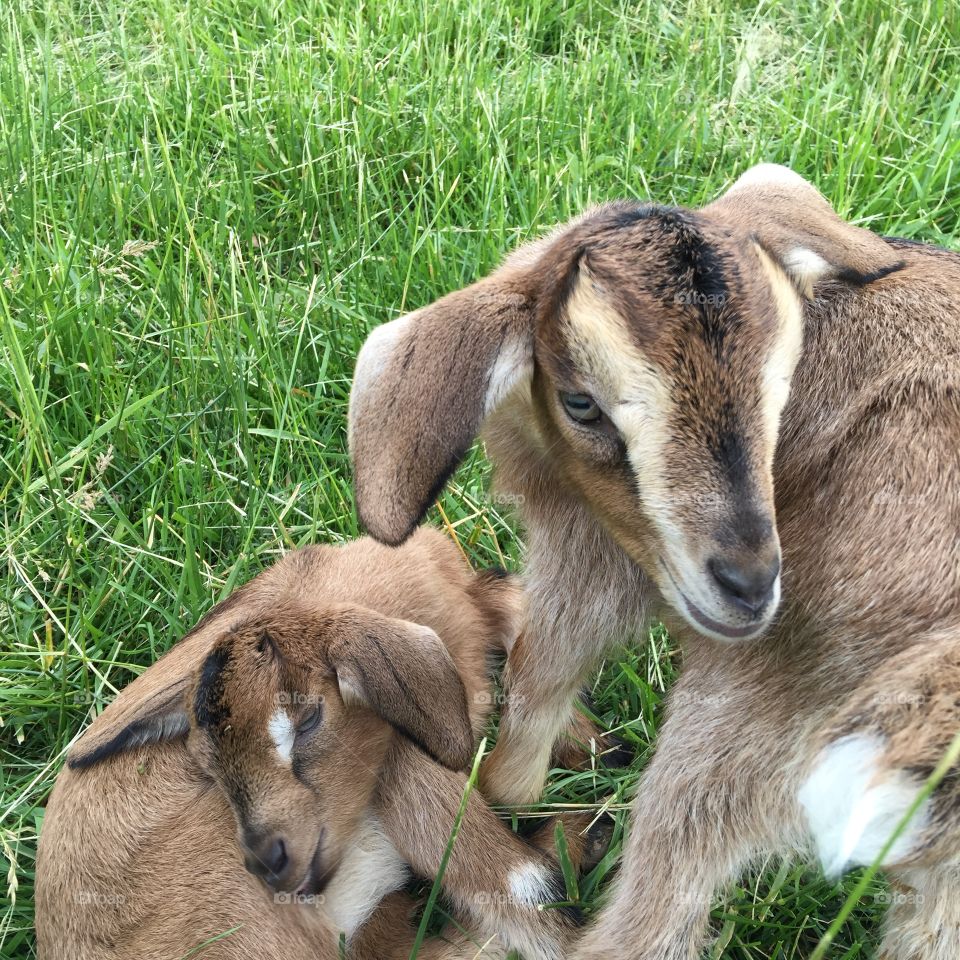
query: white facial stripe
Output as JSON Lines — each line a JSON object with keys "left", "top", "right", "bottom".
{"left": 561, "top": 277, "right": 687, "bottom": 557}
{"left": 755, "top": 245, "right": 804, "bottom": 449}
{"left": 268, "top": 709, "right": 295, "bottom": 765}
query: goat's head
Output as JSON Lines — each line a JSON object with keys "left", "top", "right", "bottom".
{"left": 349, "top": 165, "right": 903, "bottom": 642}
{"left": 68, "top": 601, "right": 474, "bottom": 898}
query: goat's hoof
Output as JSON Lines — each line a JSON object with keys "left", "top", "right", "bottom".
{"left": 599, "top": 735, "right": 635, "bottom": 769}
{"left": 581, "top": 812, "right": 616, "bottom": 871}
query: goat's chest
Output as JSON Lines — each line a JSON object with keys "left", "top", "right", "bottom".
{"left": 321, "top": 813, "right": 409, "bottom": 939}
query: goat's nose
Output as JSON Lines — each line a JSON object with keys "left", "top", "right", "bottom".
{"left": 243, "top": 833, "right": 289, "bottom": 887}
{"left": 708, "top": 553, "right": 780, "bottom": 615}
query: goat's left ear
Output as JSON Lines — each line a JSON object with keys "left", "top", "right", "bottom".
{"left": 325, "top": 608, "right": 474, "bottom": 770}
{"left": 706, "top": 164, "right": 904, "bottom": 297}
{"left": 67, "top": 681, "right": 190, "bottom": 769}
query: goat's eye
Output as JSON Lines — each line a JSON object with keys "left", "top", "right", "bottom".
{"left": 560, "top": 392, "right": 602, "bottom": 424}
{"left": 296, "top": 705, "right": 322, "bottom": 736}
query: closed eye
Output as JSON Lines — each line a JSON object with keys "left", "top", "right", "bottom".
{"left": 296, "top": 704, "right": 322, "bottom": 736}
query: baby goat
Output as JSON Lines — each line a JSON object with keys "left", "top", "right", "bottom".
{"left": 37, "top": 529, "right": 604, "bottom": 960}
{"left": 349, "top": 165, "right": 960, "bottom": 959}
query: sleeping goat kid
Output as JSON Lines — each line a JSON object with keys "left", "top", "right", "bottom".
{"left": 37, "top": 530, "right": 605, "bottom": 960}
{"left": 348, "top": 166, "right": 960, "bottom": 959}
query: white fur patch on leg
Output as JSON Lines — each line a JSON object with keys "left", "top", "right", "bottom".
{"left": 508, "top": 862, "right": 551, "bottom": 906}
{"left": 799, "top": 735, "right": 928, "bottom": 877}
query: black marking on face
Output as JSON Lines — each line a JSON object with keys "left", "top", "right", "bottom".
{"left": 655, "top": 209, "right": 730, "bottom": 304}
{"left": 607, "top": 204, "right": 655, "bottom": 230}
{"left": 194, "top": 644, "right": 232, "bottom": 731}
{"left": 709, "top": 423, "right": 750, "bottom": 491}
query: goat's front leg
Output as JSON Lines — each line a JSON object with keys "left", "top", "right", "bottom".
{"left": 479, "top": 522, "right": 647, "bottom": 806}
{"left": 880, "top": 866, "right": 960, "bottom": 960}
{"left": 571, "top": 679, "right": 780, "bottom": 960}
{"left": 375, "top": 740, "right": 589, "bottom": 960}
{"left": 480, "top": 620, "right": 598, "bottom": 806}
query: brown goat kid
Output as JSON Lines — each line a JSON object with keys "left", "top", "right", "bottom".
{"left": 37, "top": 530, "right": 605, "bottom": 960}
{"left": 349, "top": 166, "right": 960, "bottom": 959}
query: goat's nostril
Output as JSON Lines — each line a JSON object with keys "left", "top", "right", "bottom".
{"left": 708, "top": 555, "right": 780, "bottom": 615}
{"left": 244, "top": 834, "right": 289, "bottom": 884}
{"left": 265, "top": 837, "right": 288, "bottom": 877}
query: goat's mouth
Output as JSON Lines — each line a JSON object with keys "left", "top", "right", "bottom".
{"left": 294, "top": 835, "right": 336, "bottom": 898}
{"left": 659, "top": 560, "right": 776, "bottom": 642}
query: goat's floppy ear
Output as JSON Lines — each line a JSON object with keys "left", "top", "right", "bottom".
{"left": 348, "top": 270, "right": 536, "bottom": 546}
{"left": 326, "top": 608, "right": 474, "bottom": 770}
{"left": 65, "top": 589, "right": 251, "bottom": 770}
{"left": 706, "top": 164, "right": 904, "bottom": 297}
{"left": 67, "top": 679, "right": 190, "bottom": 769}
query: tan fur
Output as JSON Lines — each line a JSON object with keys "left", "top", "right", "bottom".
{"left": 348, "top": 165, "right": 960, "bottom": 959}
{"left": 36, "top": 530, "right": 603, "bottom": 960}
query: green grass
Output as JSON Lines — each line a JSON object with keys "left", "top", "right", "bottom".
{"left": 2, "top": 0, "right": 959, "bottom": 956}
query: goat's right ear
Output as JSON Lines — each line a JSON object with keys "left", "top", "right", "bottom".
{"left": 325, "top": 608, "right": 475, "bottom": 770}
{"left": 67, "top": 679, "right": 190, "bottom": 770}
{"left": 348, "top": 272, "right": 535, "bottom": 546}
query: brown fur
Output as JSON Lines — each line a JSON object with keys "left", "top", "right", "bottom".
{"left": 36, "top": 530, "right": 604, "bottom": 960}
{"left": 348, "top": 165, "right": 960, "bottom": 959}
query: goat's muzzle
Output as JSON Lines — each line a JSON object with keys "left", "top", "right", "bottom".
{"left": 242, "top": 828, "right": 331, "bottom": 897}
{"left": 659, "top": 540, "right": 782, "bottom": 643}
